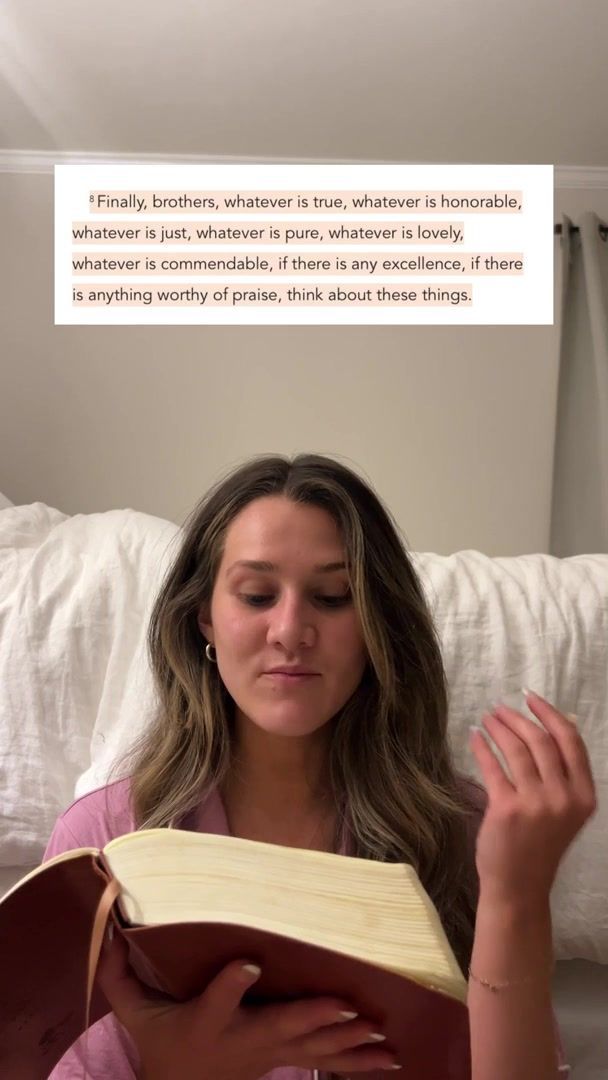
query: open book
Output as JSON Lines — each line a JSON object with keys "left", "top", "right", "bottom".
{"left": 0, "top": 830, "right": 472, "bottom": 1079}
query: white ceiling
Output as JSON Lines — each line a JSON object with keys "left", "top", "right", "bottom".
{"left": 0, "top": 0, "right": 606, "bottom": 166}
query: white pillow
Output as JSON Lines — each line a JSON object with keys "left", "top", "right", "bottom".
{"left": 411, "top": 549, "right": 608, "bottom": 963}
{"left": 0, "top": 503, "right": 178, "bottom": 866}
{"left": 0, "top": 492, "right": 14, "bottom": 510}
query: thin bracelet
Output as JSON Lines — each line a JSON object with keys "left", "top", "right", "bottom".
{"left": 468, "top": 961, "right": 556, "bottom": 992}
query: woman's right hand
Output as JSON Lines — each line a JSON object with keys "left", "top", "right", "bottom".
{"left": 95, "top": 930, "right": 400, "bottom": 1079}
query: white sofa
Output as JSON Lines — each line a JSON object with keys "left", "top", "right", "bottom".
{"left": 0, "top": 499, "right": 606, "bottom": 1077}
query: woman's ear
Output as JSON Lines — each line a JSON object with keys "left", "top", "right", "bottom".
{"left": 197, "top": 605, "right": 213, "bottom": 642}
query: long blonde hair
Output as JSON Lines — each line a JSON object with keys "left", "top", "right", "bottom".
{"left": 109, "top": 453, "right": 485, "bottom": 976}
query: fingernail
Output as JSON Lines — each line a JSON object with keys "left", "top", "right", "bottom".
{"left": 368, "top": 1032, "right": 386, "bottom": 1041}
{"left": 565, "top": 712, "right": 578, "bottom": 726}
{"left": 242, "top": 963, "right": 261, "bottom": 980}
{"left": 469, "top": 724, "right": 483, "bottom": 737}
{"left": 521, "top": 687, "right": 540, "bottom": 700}
{"left": 338, "top": 1010, "right": 359, "bottom": 1020}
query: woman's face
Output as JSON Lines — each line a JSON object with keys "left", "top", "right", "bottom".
{"left": 198, "top": 495, "right": 368, "bottom": 738}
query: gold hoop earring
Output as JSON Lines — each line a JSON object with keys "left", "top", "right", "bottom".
{"left": 205, "top": 643, "right": 217, "bottom": 663}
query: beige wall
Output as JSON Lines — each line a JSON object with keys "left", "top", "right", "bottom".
{"left": 1, "top": 173, "right": 606, "bottom": 555}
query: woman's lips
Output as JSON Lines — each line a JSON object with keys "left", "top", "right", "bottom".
{"left": 264, "top": 673, "right": 319, "bottom": 684}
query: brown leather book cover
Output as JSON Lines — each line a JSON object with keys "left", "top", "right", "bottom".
{"left": 0, "top": 851, "right": 472, "bottom": 1080}
{"left": 0, "top": 853, "right": 113, "bottom": 1079}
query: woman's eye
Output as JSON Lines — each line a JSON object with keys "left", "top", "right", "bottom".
{"left": 240, "top": 594, "right": 351, "bottom": 608}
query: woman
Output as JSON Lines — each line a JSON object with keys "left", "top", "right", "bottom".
{"left": 43, "top": 453, "right": 591, "bottom": 1078}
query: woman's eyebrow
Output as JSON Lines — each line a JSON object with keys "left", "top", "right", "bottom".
{"left": 226, "top": 559, "right": 347, "bottom": 575}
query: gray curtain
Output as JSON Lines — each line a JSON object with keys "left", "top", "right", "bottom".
{"left": 550, "top": 212, "right": 608, "bottom": 555}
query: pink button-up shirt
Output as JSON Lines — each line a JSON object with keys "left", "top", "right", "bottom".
{"left": 42, "top": 777, "right": 570, "bottom": 1078}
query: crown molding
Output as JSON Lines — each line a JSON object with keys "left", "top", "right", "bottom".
{"left": 552, "top": 165, "right": 608, "bottom": 189}
{"left": 0, "top": 149, "right": 325, "bottom": 173}
{"left": 0, "top": 149, "right": 607, "bottom": 188}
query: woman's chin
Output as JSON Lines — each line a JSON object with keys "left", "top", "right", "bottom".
{"left": 248, "top": 710, "right": 329, "bottom": 737}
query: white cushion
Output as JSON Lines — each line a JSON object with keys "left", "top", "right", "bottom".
{"left": 411, "top": 550, "right": 608, "bottom": 963}
{"left": 0, "top": 503, "right": 178, "bottom": 864}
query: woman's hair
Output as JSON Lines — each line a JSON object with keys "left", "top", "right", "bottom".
{"left": 109, "top": 452, "right": 486, "bottom": 976}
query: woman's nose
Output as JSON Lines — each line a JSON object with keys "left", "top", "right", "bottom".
{"left": 267, "top": 596, "right": 315, "bottom": 649}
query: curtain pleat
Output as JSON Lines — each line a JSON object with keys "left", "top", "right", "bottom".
{"left": 549, "top": 213, "right": 608, "bottom": 555}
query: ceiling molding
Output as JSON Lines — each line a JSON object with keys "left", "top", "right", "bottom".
{"left": 1, "top": 149, "right": 607, "bottom": 188}
{"left": 552, "top": 165, "right": 608, "bottom": 189}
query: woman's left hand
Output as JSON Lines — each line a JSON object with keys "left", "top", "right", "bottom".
{"left": 470, "top": 690, "right": 598, "bottom": 907}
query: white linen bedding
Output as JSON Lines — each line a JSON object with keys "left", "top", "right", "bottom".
{"left": 411, "top": 549, "right": 608, "bottom": 964}
{"left": 0, "top": 503, "right": 606, "bottom": 964}
{"left": 0, "top": 502, "right": 179, "bottom": 862}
